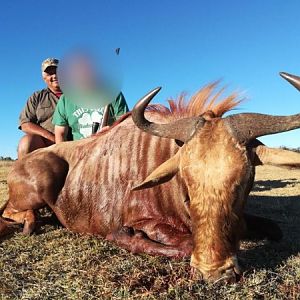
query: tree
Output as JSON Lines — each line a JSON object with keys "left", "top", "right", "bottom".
{"left": 0, "top": 156, "right": 14, "bottom": 161}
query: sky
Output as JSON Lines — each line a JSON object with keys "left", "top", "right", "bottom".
{"left": 1, "top": 0, "right": 300, "bottom": 158}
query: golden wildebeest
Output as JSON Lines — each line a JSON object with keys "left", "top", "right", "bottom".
{"left": 1, "top": 80, "right": 300, "bottom": 283}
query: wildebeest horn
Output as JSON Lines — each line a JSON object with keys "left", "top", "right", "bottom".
{"left": 280, "top": 72, "right": 300, "bottom": 92}
{"left": 132, "top": 87, "right": 205, "bottom": 142}
{"left": 225, "top": 112, "right": 300, "bottom": 143}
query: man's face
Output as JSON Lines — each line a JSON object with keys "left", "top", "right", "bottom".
{"left": 42, "top": 66, "right": 61, "bottom": 91}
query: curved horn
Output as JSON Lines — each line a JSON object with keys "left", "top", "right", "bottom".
{"left": 132, "top": 87, "right": 205, "bottom": 142}
{"left": 225, "top": 112, "right": 300, "bottom": 143}
{"left": 280, "top": 72, "right": 300, "bottom": 92}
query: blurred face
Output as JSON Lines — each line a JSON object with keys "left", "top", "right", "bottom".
{"left": 42, "top": 66, "right": 61, "bottom": 92}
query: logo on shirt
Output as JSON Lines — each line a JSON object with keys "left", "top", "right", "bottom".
{"left": 74, "top": 108, "right": 104, "bottom": 138}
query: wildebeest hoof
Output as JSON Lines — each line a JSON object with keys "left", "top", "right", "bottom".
{"left": 0, "top": 219, "right": 9, "bottom": 237}
{"left": 0, "top": 218, "right": 20, "bottom": 237}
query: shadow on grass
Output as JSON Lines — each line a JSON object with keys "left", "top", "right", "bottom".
{"left": 246, "top": 194, "right": 300, "bottom": 217}
{"left": 242, "top": 194, "right": 300, "bottom": 272}
{"left": 252, "top": 179, "right": 299, "bottom": 192}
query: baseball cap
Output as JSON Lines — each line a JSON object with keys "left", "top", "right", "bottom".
{"left": 41, "top": 58, "right": 59, "bottom": 72}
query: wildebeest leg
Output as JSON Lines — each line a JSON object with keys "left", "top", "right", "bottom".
{"left": 2, "top": 208, "right": 36, "bottom": 235}
{"left": 107, "top": 227, "right": 191, "bottom": 258}
{"left": 243, "top": 213, "right": 282, "bottom": 241}
{"left": 134, "top": 222, "right": 193, "bottom": 254}
{"left": 1, "top": 152, "right": 69, "bottom": 236}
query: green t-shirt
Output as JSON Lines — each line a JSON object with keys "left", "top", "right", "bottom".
{"left": 52, "top": 92, "right": 129, "bottom": 140}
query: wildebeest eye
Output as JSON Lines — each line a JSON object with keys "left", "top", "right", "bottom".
{"left": 175, "top": 139, "right": 184, "bottom": 147}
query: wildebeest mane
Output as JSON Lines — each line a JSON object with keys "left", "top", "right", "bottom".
{"left": 146, "top": 81, "right": 244, "bottom": 120}
{"left": 95, "top": 81, "right": 243, "bottom": 137}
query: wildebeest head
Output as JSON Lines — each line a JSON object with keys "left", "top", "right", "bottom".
{"left": 132, "top": 80, "right": 300, "bottom": 282}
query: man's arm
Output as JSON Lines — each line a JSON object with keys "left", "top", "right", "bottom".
{"left": 21, "top": 122, "right": 55, "bottom": 143}
{"left": 19, "top": 91, "right": 54, "bottom": 140}
{"left": 52, "top": 95, "right": 70, "bottom": 143}
{"left": 54, "top": 125, "right": 68, "bottom": 143}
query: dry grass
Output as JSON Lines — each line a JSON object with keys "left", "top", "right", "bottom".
{"left": 0, "top": 161, "right": 299, "bottom": 299}
{"left": 0, "top": 161, "right": 11, "bottom": 208}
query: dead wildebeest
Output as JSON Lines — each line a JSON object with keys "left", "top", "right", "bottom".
{"left": 1, "top": 80, "right": 300, "bottom": 283}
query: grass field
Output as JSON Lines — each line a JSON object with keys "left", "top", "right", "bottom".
{"left": 0, "top": 161, "right": 299, "bottom": 299}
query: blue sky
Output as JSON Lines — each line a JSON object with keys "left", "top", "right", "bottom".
{"left": 1, "top": 0, "right": 300, "bottom": 158}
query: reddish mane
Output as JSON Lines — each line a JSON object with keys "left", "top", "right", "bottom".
{"left": 95, "top": 82, "right": 244, "bottom": 137}
{"left": 146, "top": 81, "right": 244, "bottom": 120}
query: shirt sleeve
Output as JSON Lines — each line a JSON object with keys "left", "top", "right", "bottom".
{"left": 110, "top": 92, "right": 129, "bottom": 120}
{"left": 18, "top": 92, "right": 39, "bottom": 129}
{"left": 52, "top": 96, "right": 68, "bottom": 126}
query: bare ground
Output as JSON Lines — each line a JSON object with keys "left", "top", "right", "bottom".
{"left": 0, "top": 161, "right": 299, "bottom": 299}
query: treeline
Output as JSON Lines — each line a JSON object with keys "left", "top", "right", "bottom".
{"left": 0, "top": 156, "right": 15, "bottom": 161}
{"left": 280, "top": 146, "right": 300, "bottom": 153}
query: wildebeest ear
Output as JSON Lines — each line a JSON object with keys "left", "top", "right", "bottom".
{"left": 132, "top": 151, "right": 180, "bottom": 191}
{"left": 255, "top": 145, "right": 300, "bottom": 168}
